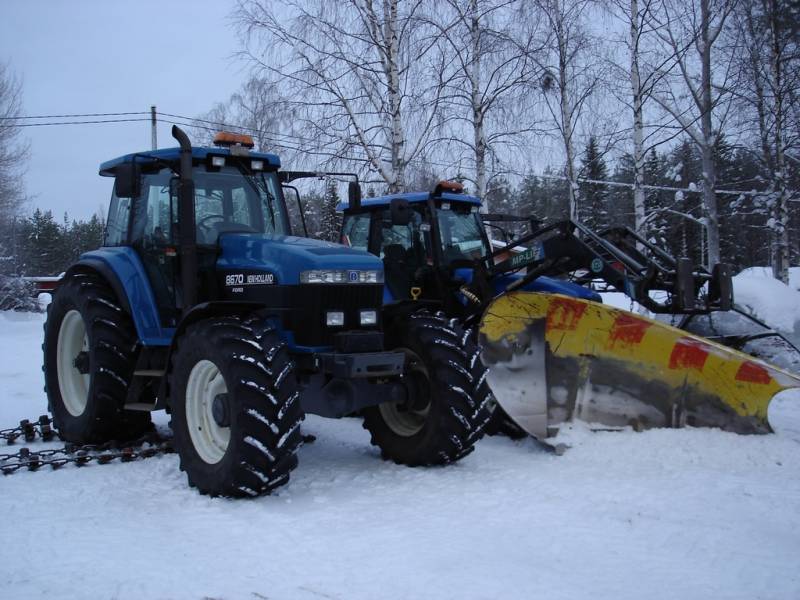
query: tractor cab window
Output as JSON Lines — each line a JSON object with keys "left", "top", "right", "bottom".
{"left": 192, "top": 167, "right": 289, "bottom": 244}
{"left": 378, "top": 207, "right": 431, "bottom": 265}
{"left": 341, "top": 213, "right": 370, "bottom": 251}
{"left": 378, "top": 207, "right": 432, "bottom": 300}
{"left": 104, "top": 193, "right": 132, "bottom": 246}
{"left": 436, "top": 205, "right": 489, "bottom": 265}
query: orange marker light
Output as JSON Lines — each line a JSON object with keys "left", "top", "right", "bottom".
{"left": 433, "top": 180, "right": 464, "bottom": 195}
{"left": 213, "top": 131, "right": 255, "bottom": 148}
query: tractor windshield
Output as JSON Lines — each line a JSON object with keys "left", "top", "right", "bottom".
{"left": 193, "top": 167, "right": 289, "bottom": 243}
{"left": 129, "top": 167, "right": 290, "bottom": 246}
{"left": 436, "top": 206, "right": 489, "bottom": 264}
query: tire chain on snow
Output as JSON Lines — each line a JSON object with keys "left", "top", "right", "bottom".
{"left": 0, "top": 415, "right": 173, "bottom": 475}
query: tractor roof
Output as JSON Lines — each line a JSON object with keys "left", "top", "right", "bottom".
{"left": 335, "top": 191, "right": 482, "bottom": 212}
{"left": 99, "top": 146, "right": 281, "bottom": 176}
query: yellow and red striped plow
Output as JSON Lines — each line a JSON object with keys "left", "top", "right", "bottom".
{"left": 479, "top": 292, "right": 800, "bottom": 438}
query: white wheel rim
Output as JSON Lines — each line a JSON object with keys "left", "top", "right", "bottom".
{"left": 378, "top": 348, "right": 430, "bottom": 437}
{"left": 57, "top": 310, "right": 90, "bottom": 417}
{"left": 186, "top": 359, "right": 231, "bottom": 464}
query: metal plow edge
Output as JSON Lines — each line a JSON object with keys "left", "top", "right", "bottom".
{"left": 478, "top": 292, "right": 800, "bottom": 440}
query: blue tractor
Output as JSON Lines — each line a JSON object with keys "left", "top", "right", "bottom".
{"left": 42, "top": 128, "right": 492, "bottom": 497}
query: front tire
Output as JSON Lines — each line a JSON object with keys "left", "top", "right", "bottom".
{"left": 362, "top": 312, "right": 492, "bottom": 465}
{"left": 170, "top": 316, "right": 303, "bottom": 497}
{"left": 43, "top": 271, "right": 151, "bottom": 443}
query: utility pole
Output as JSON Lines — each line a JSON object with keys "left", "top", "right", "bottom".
{"left": 150, "top": 105, "right": 157, "bottom": 150}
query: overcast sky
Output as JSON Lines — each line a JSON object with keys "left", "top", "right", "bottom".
{"left": 1, "top": 0, "right": 247, "bottom": 220}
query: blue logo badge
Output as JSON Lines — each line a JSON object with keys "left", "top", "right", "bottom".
{"left": 348, "top": 271, "right": 359, "bottom": 282}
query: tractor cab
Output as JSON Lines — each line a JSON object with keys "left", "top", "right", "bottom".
{"left": 338, "top": 181, "right": 599, "bottom": 317}
{"left": 98, "top": 131, "right": 383, "bottom": 351}
{"left": 100, "top": 134, "right": 291, "bottom": 328}
{"left": 339, "top": 182, "right": 487, "bottom": 303}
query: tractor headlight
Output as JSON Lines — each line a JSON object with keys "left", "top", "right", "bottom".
{"left": 326, "top": 311, "right": 345, "bottom": 327}
{"left": 359, "top": 310, "right": 377, "bottom": 326}
{"left": 211, "top": 156, "right": 226, "bottom": 168}
{"left": 300, "top": 270, "right": 383, "bottom": 284}
{"left": 301, "top": 270, "right": 347, "bottom": 284}
{"left": 356, "top": 270, "right": 383, "bottom": 283}
{"left": 251, "top": 159, "right": 264, "bottom": 171}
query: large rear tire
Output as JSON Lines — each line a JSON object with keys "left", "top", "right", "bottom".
{"left": 362, "top": 311, "right": 492, "bottom": 465}
{"left": 169, "top": 316, "right": 303, "bottom": 497}
{"left": 43, "top": 271, "right": 152, "bottom": 443}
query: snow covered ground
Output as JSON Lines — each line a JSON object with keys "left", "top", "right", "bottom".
{"left": 2, "top": 310, "right": 800, "bottom": 600}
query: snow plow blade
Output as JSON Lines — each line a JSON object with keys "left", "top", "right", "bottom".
{"left": 479, "top": 292, "right": 800, "bottom": 439}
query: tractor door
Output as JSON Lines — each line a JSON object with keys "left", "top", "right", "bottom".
{"left": 129, "top": 169, "right": 181, "bottom": 327}
{"left": 375, "top": 207, "right": 433, "bottom": 300}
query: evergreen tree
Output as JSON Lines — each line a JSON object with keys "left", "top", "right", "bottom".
{"left": 578, "top": 136, "right": 609, "bottom": 229}
{"left": 316, "top": 179, "right": 341, "bottom": 242}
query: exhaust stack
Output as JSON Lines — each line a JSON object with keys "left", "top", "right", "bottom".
{"left": 171, "top": 125, "right": 197, "bottom": 312}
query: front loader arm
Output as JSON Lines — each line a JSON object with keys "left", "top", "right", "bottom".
{"left": 482, "top": 219, "right": 733, "bottom": 315}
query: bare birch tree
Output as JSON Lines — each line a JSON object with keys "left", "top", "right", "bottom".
{"left": 650, "top": 0, "right": 738, "bottom": 266}
{"left": 0, "top": 63, "right": 27, "bottom": 228}
{"left": 234, "top": 0, "right": 447, "bottom": 193}
{"left": 533, "top": 0, "right": 601, "bottom": 222}
{"left": 192, "top": 77, "right": 293, "bottom": 154}
{"left": 0, "top": 63, "right": 28, "bottom": 272}
{"left": 423, "top": 0, "right": 545, "bottom": 207}
{"left": 606, "top": 0, "right": 673, "bottom": 235}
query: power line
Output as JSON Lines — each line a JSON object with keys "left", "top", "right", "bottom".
{"left": 4, "top": 107, "right": 795, "bottom": 201}
{"left": 0, "top": 111, "right": 148, "bottom": 121}
{"left": 12, "top": 118, "right": 150, "bottom": 128}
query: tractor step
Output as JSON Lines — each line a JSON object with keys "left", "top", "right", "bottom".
{"left": 124, "top": 402, "right": 158, "bottom": 412}
{"left": 134, "top": 369, "right": 165, "bottom": 377}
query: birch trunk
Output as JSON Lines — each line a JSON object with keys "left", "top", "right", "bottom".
{"left": 699, "top": 0, "right": 719, "bottom": 267}
{"left": 468, "top": 0, "right": 488, "bottom": 207}
{"left": 557, "top": 16, "right": 578, "bottom": 222}
{"left": 385, "top": 0, "right": 405, "bottom": 193}
{"left": 629, "top": 0, "right": 647, "bottom": 234}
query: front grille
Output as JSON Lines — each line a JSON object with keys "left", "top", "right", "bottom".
{"left": 217, "top": 280, "right": 383, "bottom": 346}
{"left": 286, "top": 284, "right": 383, "bottom": 346}
{"left": 253, "top": 284, "right": 383, "bottom": 347}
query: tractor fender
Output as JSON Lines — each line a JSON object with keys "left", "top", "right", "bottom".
{"left": 68, "top": 248, "right": 168, "bottom": 345}
{"left": 65, "top": 258, "right": 132, "bottom": 315}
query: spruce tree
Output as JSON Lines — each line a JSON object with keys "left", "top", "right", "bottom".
{"left": 578, "top": 136, "right": 609, "bottom": 229}
{"left": 317, "top": 179, "right": 341, "bottom": 242}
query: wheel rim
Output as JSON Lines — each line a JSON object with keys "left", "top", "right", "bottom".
{"left": 56, "top": 309, "right": 90, "bottom": 417}
{"left": 186, "top": 359, "right": 231, "bottom": 464}
{"left": 378, "top": 348, "right": 431, "bottom": 437}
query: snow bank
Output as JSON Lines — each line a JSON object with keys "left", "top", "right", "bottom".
{"left": 738, "top": 266, "right": 800, "bottom": 291}
{"left": 734, "top": 267, "right": 800, "bottom": 339}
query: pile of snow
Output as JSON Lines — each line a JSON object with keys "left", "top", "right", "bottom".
{"left": 737, "top": 266, "right": 800, "bottom": 291}
{"left": 599, "top": 267, "right": 800, "bottom": 339}
{"left": 734, "top": 267, "right": 800, "bottom": 342}
{"left": 3, "top": 311, "right": 800, "bottom": 599}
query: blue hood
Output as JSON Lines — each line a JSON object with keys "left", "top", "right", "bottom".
{"left": 453, "top": 268, "right": 602, "bottom": 303}
{"left": 216, "top": 234, "right": 382, "bottom": 284}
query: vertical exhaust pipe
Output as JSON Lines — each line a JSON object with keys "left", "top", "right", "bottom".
{"left": 172, "top": 125, "right": 197, "bottom": 312}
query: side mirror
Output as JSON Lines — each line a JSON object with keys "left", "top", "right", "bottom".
{"left": 114, "top": 162, "right": 142, "bottom": 198}
{"left": 390, "top": 198, "right": 411, "bottom": 226}
{"left": 348, "top": 181, "right": 362, "bottom": 212}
